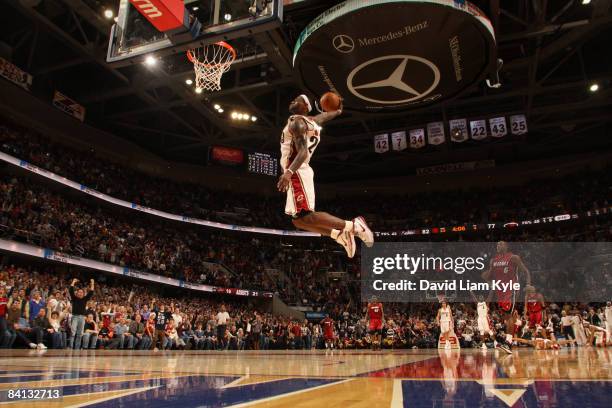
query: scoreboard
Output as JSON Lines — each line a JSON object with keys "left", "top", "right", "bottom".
{"left": 247, "top": 152, "right": 279, "bottom": 176}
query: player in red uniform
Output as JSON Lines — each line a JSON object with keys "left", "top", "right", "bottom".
{"left": 524, "top": 285, "right": 545, "bottom": 328}
{"left": 277, "top": 95, "right": 373, "bottom": 258}
{"left": 320, "top": 316, "right": 335, "bottom": 350}
{"left": 482, "top": 241, "right": 531, "bottom": 351}
{"left": 367, "top": 297, "right": 384, "bottom": 350}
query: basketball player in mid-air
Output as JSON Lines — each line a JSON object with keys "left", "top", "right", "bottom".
{"left": 277, "top": 94, "right": 374, "bottom": 258}
{"left": 482, "top": 241, "right": 531, "bottom": 353}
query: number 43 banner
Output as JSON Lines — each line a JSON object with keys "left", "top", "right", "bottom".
{"left": 510, "top": 114, "right": 528, "bottom": 135}
{"left": 469, "top": 119, "right": 487, "bottom": 140}
{"left": 489, "top": 117, "right": 507, "bottom": 138}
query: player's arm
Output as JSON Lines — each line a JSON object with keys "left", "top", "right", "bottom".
{"left": 380, "top": 304, "right": 384, "bottom": 323}
{"left": 277, "top": 118, "right": 309, "bottom": 192}
{"left": 313, "top": 97, "right": 343, "bottom": 125}
{"left": 436, "top": 309, "right": 440, "bottom": 325}
{"left": 512, "top": 255, "right": 531, "bottom": 286}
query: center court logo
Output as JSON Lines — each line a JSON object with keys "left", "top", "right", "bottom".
{"left": 332, "top": 34, "right": 355, "bottom": 53}
{"left": 347, "top": 55, "right": 440, "bottom": 104}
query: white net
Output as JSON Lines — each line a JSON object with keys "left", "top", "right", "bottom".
{"left": 187, "top": 41, "right": 236, "bottom": 92}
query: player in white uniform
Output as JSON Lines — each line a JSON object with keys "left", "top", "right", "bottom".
{"left": 436, "top": 300, "right": 453, "bottom": 349}
{"left": 470, "top": 291, "right": 494, "bottom": 349}
{"left": 277, "top": 95, "right": 373, "bottom": 258}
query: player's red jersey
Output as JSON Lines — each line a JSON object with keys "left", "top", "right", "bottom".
{"left": 491, "top": 252, "right": 517, "bottom": 282}
{"left": 491, "top": 252, "right": 518, "bottom": 311}
{"left": 368, "top": 303, "right": 383, "bottom": 320}
{"left": 527, "top": 293, "right": 544, "bottom": 328}
{"left": 321, "top": 318, "right": 334, "bottom": 339}
{"left": 526, "top": 293, "right": 542, "bottom": 313}
{"left": 368, "top": 303, "right": 383, "bottom": 332}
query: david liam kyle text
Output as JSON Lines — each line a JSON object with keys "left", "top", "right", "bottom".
{"left": 372, "top": 279, "right": 521, "bottom": 292}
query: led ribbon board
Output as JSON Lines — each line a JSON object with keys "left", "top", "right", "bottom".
{"left": 293, "top": 0, "right": 496, "bottom": 112}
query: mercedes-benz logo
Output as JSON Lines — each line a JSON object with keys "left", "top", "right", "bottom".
{"left": 347, "top": 55, "right": 440, "bottom": 104}
{"left": 332, "top": 34, "right": 355, "bottom": 53}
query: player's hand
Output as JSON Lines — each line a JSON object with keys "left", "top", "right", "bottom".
{"left": 277, "top": 170, "right": 292, "bottom": 192}
{"left": 336, "top": 96, "right": 343, "bottom": 115}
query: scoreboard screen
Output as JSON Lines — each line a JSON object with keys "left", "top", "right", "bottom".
{"left": 247, "top": 152, "right": 279, "bottom": 176}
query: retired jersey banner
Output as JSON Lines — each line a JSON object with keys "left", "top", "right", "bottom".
{"left": 489, "top": 116, "right": 507, "bottom": 138}
{"left": 469, "top": 119, "right": 487, "bottom": 140}
{"left": 449, "top": 119, "right": 468, "bottom": 143}
{"left": 391, "top": 131, "right": 407, "bottom": 151}
{"left": 427, "top": 122, "right": 445, "bottom": 145}
{"left": 409, "top": 128, "right": 426, "bottom": 149}
{"left": 510, "top": 114, "right": 528, "bottom": 135}
{"left": 52, "top": 91, "right": 86, "bottom": 122}
{"left": 374, "top": 133, "right": 389, "bottom": 153}
{"left": 0, "top": 57, "right": 32, "bottom": 91}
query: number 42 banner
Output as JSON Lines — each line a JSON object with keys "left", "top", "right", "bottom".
{"left": 374, "top": 133, "right": 389, "bottom": 153}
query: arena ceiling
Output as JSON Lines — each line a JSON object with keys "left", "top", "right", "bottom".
{"left": 2, "top": 0, "right": 612, "bottom": 181}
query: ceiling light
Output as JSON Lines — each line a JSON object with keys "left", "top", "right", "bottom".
{"left": 251, "top": 116, "right": 257, "bottom": 122}
{"left": 144, "top": 55, "right": 156, "bottom": 66}
{"left": 243, "top": 114, "right": 250, "bottom": 121}
{"left": 224, "top": 14, "right": 232, "bottom": 21}
{"left": 231, "top": 112, "right": 238, "bottom": 119}
{"left": 237, "top": 113, "right": 244, "bottom": 120}
{"left": 104, "top": 9, "right": 114, "bottom": 19}
{"left": 214, "top": 104, "right": 221, "bottom": 110}
{"left": 113, "top": 17, "right": 118, "bottom": 23}
{"left": 185, "top": 79, "right": 193, "bottom": 85}
{"left": 589, "top": 83, "right": 599, "bottom": 92}
{"left": 195, "top": 87, "right": 202, "bottom": 94}
{"left": 218, "top": 108, "right": 224, "bottom": 113}
{"left": 582, "top": 0, "right": 591, "bottom": 4}
{"left": 193, "top": 6, "right": 199, "bottom": 11}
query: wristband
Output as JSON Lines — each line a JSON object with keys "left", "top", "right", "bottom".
{"left": 286, "top": 169, "right": 294, "bottom": 175}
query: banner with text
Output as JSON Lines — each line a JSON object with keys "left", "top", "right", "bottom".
{"left": 0, "top": 58, "right": 32, "bottom": 91}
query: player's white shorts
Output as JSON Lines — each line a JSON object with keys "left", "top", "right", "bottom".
{"left": 440, "top": 320, "right": 451, "bottom": 333}
{"left": 478, "top": 317, "right": 491, "bottom": 335}
{"left": 285, "top": 165, "right": 315, "bottom": 217}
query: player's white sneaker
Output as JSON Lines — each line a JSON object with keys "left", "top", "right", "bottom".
{"left": 336, "top": 230, "right": 356, "bottom": 258}
{"left": 353, "top": 216, "right": 374, "bottom": 248}
{"left": 481, "top": 343, "right": 487, "bottom": 350}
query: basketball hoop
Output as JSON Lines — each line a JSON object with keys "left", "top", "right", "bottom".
{"left": 187, "top": 41, "right": 236, "bottom": 92}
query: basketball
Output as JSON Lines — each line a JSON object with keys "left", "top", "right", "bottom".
{"left": 320, "top": 92, "right": 341, "bottom": 112}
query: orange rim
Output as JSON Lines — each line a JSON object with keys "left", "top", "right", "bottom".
{"left": 187, "top": 41, "right": 237, "bottom": 68}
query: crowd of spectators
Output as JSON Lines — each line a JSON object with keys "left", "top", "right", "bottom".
{"left": 0, "top": 262, "right": 608, "bottom": 351}
{"left": 1, "top": 124, "right": 610, "bottom": 231}
{"left": 0, "top": 122, "right": 610, "bottom": 311}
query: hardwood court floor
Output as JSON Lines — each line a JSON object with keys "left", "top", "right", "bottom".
{"left": 0, "top": 348, "right": 609, "bottom": 407}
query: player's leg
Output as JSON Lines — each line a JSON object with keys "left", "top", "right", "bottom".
{"left": 288, "top": 167, "right": 373, "bottom": 251}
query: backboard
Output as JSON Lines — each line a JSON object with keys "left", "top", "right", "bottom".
{"left": 107, "top": 0, "right": 282, "bottom": 65}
